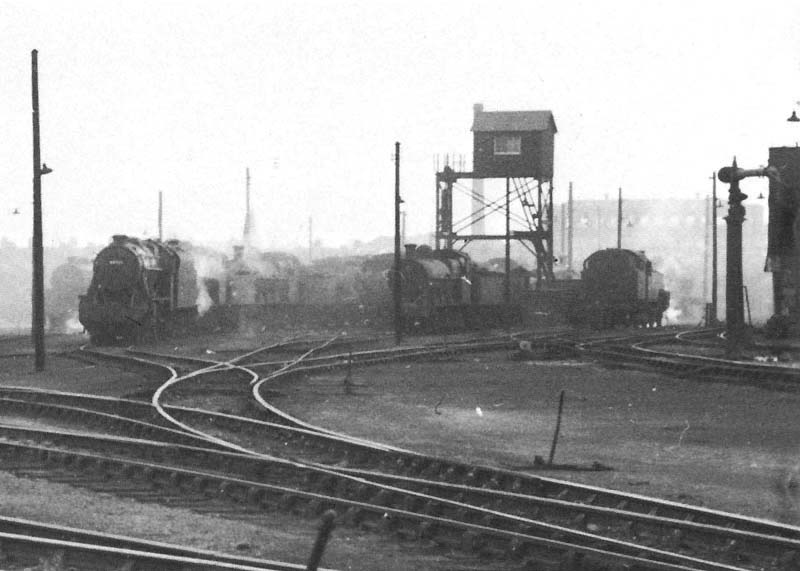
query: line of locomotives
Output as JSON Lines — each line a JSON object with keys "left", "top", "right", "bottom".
{"left": 69, "top": 234, "right": 670, "bottom": 344}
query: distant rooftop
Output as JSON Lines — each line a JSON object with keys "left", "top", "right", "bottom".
{"left": 472, "top": 110, "right": 557, "bottom": 133}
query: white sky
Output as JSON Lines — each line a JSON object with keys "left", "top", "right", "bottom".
{"left": 2, "top": 0, "right": 799, "bottom": 249}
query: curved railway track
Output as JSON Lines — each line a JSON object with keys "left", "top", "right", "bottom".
{"left": 0, "top": 513, "right": 315, "bottom": 571}
{"left": 2, "top": 422, "right": 798, "bottom": 570}
{"left": 577, "top": 328, "right": 800, "bottom": 390}
{"left": 3, "top": 327, "right": 800, "bottom": 569}
{"left": 3, "top": 414, "right": 800, "bottom": 570}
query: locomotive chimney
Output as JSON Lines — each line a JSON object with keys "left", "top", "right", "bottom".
{"left": 404, "top": 244, "right": 417, "bottom": 258}
{"left": 112, "top": 234, "right": 127, "bottom": 244}
{"left": 233, "top": 245, "right": 244, "bottom": 260}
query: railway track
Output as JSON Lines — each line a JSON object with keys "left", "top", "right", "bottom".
{"left": 1, "top": 329, "right": 798, "bottom": 568}
{"left": 0, "top": 513, "right": 317, "bottom": 571}
{"left": 4, "top": 413, "right": 800, "bottom": 569}
{"left": 577, "top": 328, "right": 800, "bottom": 390}
{"left": 2, "top": 421, "right": 799, "bottom": 570}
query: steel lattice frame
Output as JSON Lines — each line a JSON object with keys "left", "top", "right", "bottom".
{"left": 434, "top": 167, "right": 554, "bottom": 284}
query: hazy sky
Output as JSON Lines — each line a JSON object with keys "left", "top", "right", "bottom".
{"left": 2, "top": 0, "right": 799, "bottom": 250}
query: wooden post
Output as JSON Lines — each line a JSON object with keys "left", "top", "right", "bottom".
{"left": 617, "top": 187, "right": 622, "bottom": 249}
{"left": 711, "top": 172, "right": 718, "bottom": 325}
{"left": 305, "top": 510, "right": 337, "bottom": 571}
{"left": 703, "top": 195, "right": 709, "bottom": 301}
{"left": 567, "top": 182, "right": 573, "bottom": 273}
{"left": 393, "top": 142, "right": 403, "bottom": 343}
{"left": 548, "top": 390, "right": 565, "bottom": 465}
{"left": 504, "top": 177, "right": 511, "bottom": 315}
{"left": 31, "top": 49, "right": 46, "bottom": 371}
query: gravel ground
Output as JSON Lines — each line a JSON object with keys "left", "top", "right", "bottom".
{"left": 269, "top": 350, "right": 800, "bottom": 525}
{"left": 0, "top": 470, "right": 518, "bottom": 571}
{"left": 2, "top": 330, "right": 800, "bottom": 571}
{"left": 0, "top": 334, "right": 522, "bottom": 570}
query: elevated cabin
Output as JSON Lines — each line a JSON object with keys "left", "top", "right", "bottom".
{"left": 471, "top": 104, "right": 556, "bottom": 179}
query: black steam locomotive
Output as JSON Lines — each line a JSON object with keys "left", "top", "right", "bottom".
{"left": 46, "top": 257, "right": 92, "bottom": 333}
{"left": 362, "top": 245, "right": 530, "bottom": 329}
{"left": 79, "top": 232, "right": 671, "bottom": 340}
{"left": 574, "top": 248, "right": 670, "bottom": 328}
{"left": 79, "top": 235, "right": 202, "bottom": 344}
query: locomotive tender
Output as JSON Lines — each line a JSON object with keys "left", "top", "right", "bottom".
{"left": 576, "top": 248, "right": 670, "bottom": 328}
{"left": 79, "top": 235, "right": 200, "bottom": 344}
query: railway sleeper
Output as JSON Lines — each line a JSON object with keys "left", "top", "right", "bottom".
{"left": 775, "top": 549, "right": 800, "bottom": 569}
{"left": 401, "top": 495, "right": 420, "bottom": 512}
{"left": 518, "top": 545, "right": 565, "bottom": 571}
{"left": 421, "top": 500, "right": 443, "bottom": 517}
{"left": 570, "top": 513, "right": 587, "bottom": 530}
{"left": 303, "top": 498, "right": 327, "bottom": 517}
{"left": 330, "top": 477, "right": 350, "bottom": 498}
{"left": 419, "top": 460, "right": 441, "bottom": 479}
{"left": 369, "top": 489, "right": 391, "bottom": 506}
{"left": 460, "top": 530, "right": 485, "bottom": 553}
{"left": 441, "top": 465, "right": 461, "bottom": 482}
{"left": 415, "top": 520, "right": 438, "bottom": 542}
{"left": 620, "top": 519, "right": 639, "bottom": 539}
{"left": 279, "top": 492, "right": 298, "bottom": 512}
{"left": 348, "top": 482, "right": 371, "bottom": 501}
{"left": 342, "top": 506, "right": 365, "bottom": 527}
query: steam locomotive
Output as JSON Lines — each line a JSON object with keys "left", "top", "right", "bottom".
{"left": 46, "top": 257, "right": 92, "bottom": 333}
{"left": 78, "top": 232, "right": 669, "bottom": 342}
{"left": 78, "top": 235, "right": 203, "bottom": 344}
{"left": 365, "top": 245, "right": 530, "bottom": 329}
{"left": 573, "top": 248, "right": 670, "bottom": 328}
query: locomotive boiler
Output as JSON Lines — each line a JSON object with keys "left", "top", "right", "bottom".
{"left": 79, "top": 236, "right": 199, "bottom": 344}
{"left": 380, "top": 245, "right": 529, "bottom": 329}
{"left": 576, "top": 248, "right": 670, "bottom": 328}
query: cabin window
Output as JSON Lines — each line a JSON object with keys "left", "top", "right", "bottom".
{"left": 493, "top": 135, "right": 521, "bottom": 155}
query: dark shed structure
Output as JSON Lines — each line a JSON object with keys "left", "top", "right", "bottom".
{"left": 767, "top": 146, "right": 800, "bottom": 321}
{"left": 472, "top": 104, "right": 556, "bottom": 180}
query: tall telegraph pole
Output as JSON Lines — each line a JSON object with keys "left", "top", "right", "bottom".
{"left": 31, "top": 49, "right": 49, "bottom": 371}
{"left": 703, "top": 196, "right": 709, "bottom": 301}
{"left": 711, "top": 172, "right": 718, "bottom": 325}
{"left": 393, "top": 142, "right": 403, "bottom": 343}
{"left": 616, "top": 187, "right": 622, "bottom": 249}
{"left": 567, "top": 182, "right": 573, "bottom": 273}
{"left": 504, "top": 177, "right": 511, "bottom": 306}
{"left": 243, "top": 168, "right": 252, "bottom": 248}
{"left": 158, "top": 191, "right": 163, "bottom": 240}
